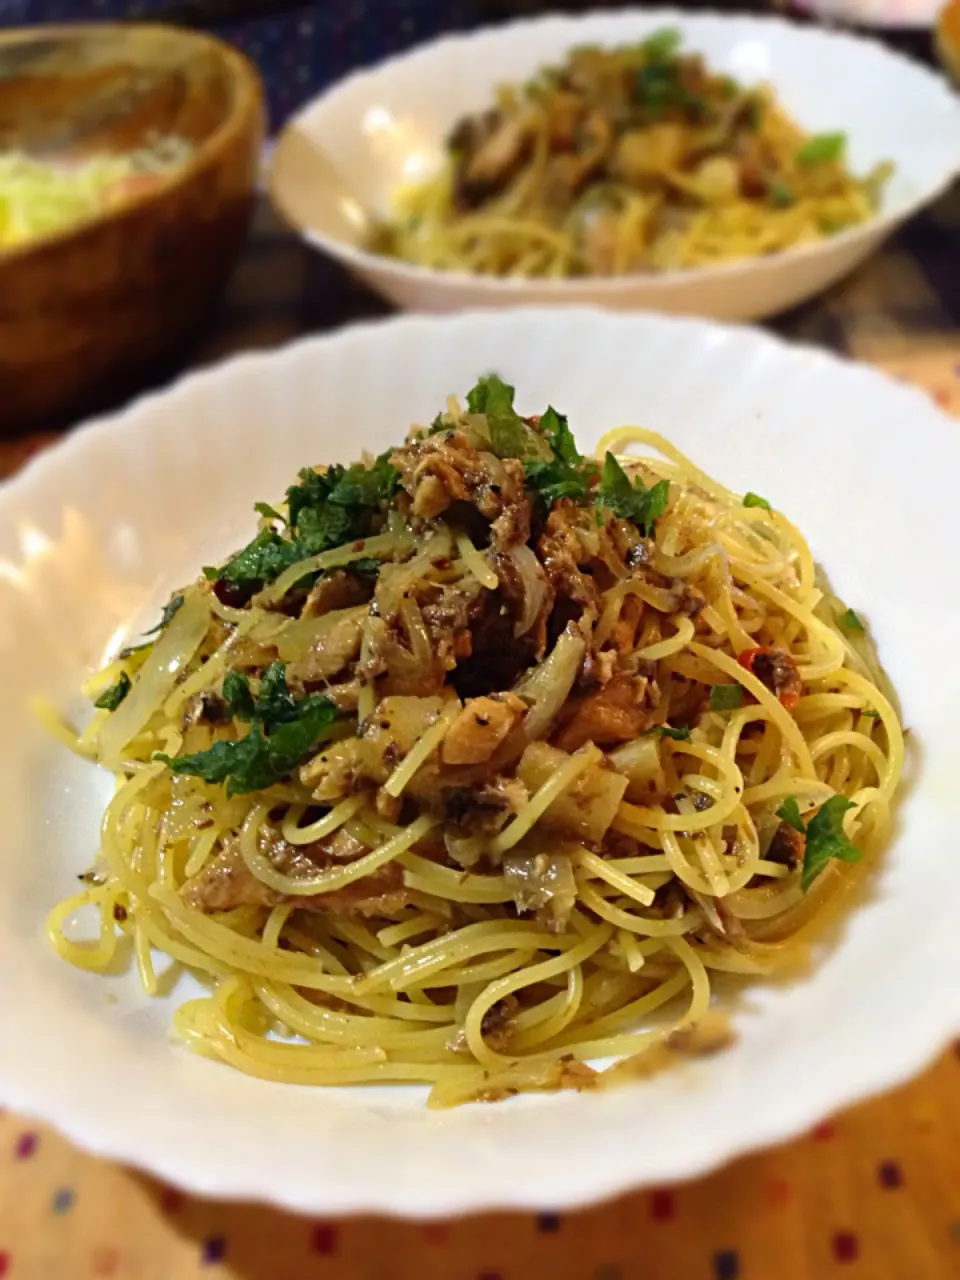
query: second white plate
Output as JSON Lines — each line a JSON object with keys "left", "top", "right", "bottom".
{"left": 270, "top": 10, "right": 960, "bottom": 321}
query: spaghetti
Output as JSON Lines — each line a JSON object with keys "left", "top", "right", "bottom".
{"left": 371, "top": 29, "right": 892, "bottom": 278}
{"left": 48, "top": 375, "right": 903, "bottom": 1106}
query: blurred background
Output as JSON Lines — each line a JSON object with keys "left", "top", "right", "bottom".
{"left": 2, "top": 0, "right": 939, "bottom": 129}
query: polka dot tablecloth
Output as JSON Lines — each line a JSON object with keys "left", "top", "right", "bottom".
{"left": 1, "top": 1045, "right": 959, "bottom": 1279}
{"left": 2, "top": 190, "right": 960, "bottom": 1279}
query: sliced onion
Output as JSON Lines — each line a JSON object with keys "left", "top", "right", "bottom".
{"left": 98, "top": 589, "right": 211, "bottom": 765}
{"left": 375, "top": 530, "right": 453, "bottom": 620}
{"left": 507, "top": 543, "right": 548, "bottom": 637}
{"left": 444, "top": 830, "right": 487, "bottom": 868}
{"left": 514, "top": 626, "right": 586, "bottom": 740}
{"left": 608, "top": 736, "right": 661, "bottom": 784}
{"left": 503, "top": 850, "right": 577, "bottom": 931}
{"left": 274, "top": 604, "right": 367, "bottom": 662}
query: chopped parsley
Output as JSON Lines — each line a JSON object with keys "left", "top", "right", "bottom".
{"left": 709, "top": 684, "right": 744, "bottom": 712}
{"left": 222, "top": 669, "right": 257, "bottom": 722}
{"left": 777, "top": 795, "right": 806, "bottom": 834}
{"left": 767, "top": 180, "right": 795, "bottom": 208}
{"left": 743, "top": 492, "right": 771, "bottom": 511}
{"left": 776, "top": 794, "right": 861, "bottom": 891}
{"left": 644, "top": 724, "right": 692, "bottom": 742}
{"left": 143, "top": 594, "right": 184, "bottom": 635}
{"left": 118, "top": 593, "right": 185, "bottom": 656}
{"left": 349, "top": 558, "right": 383, "bottom": 578}
{"left": 94, "top": 672, "right": 131, "bottom": 711}
{"left": 717, "top": 73, "right": 741, "bottom": 99}
{"left": 596, "top": 452, "right": 670, "bottom": 535}
{"left": 525, "top": 406, "right": 598, "bottom": 508}
{"left": 466, "top": 374, "right": 551, "bottom": 463}
{"left": 745, "top": 96, "right": 764, "bottom": 131}
{"left": 795, "top": 132, "right": 846, "bottom": 166}
{"left": 254, "top": 501, "right": 285, "bottom": 524}
{"left": 639, "top": 26, "right": 682, "bottom": 61}
{"left": 633, "top": 59, "right": 706, "bottom": 120}
{"left": 840, "top": 608, "right": 864, "bottom": 632}
{"left": 214, "top": 454, "right": 398, "bottom": 593}
{"left": 216, "top": 528, "right": 304, "bottom": 591}
{"left": 625, "top": 29, "right": 707, "bottom": 120}
{"left": 157, "top": 663, "right": 337, "bottom": 796}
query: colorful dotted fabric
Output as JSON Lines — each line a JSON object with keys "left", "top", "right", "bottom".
{"left": 0, "top": 1045, "right": 959, "bottom": 1277}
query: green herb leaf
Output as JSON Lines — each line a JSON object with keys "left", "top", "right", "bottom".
{"left": 801, "top": 795, "right": 860, "bottom": 890}
{"left": 745, "top": 96, "right": 764, "bottom": 131}
{"left": 717, "top": 73, "right": 741, "bottom": 98}
{"left": 767, "top": 180, "right": 795, "bottom": 208}
{"left": 217, "top": 454, "right": 399, "bottom": 592}
{"left": 218, "top": 528, "right": 303, "bottom": 589}
{"left": 157, "top": 668, "right": 337, "bottom": 797}
{"left": 840, "top": 608, "right": 864, "bottom": 632}
{"left": 776, "top": 795, "right": 806, "bottom": 834}
{"left": 349, "top": 558, "right": 382, "bottom": 578}
{"left": 632, "top": 60, "right": 706, "bottom": 120}
{"left": 286, "top": 466, "right": 334, "bottom": 533}
{"left": 201, "top": 566, "right": 220, "bottom": 581}
{"left": 329, "top": 453, "right": 400, "bottom": 510}
{"left": 709, "top": 684, "right": 744, "bottom": 712}
{"left": 596, "top": 452, "right": 670, "bottom": 535}
{"left": 775, "top": 794, "right": 861, "bottom": 889}
{"left": 223, "top": 663, "right": 305, "bottom": 731}
{"left": 541, "top": 406, "right": 578, "bottom": 467}
{"left": 286, "top": 455, "right": 398, "bottom": 535}
{"left": 525, "top": 406, "right": 599, "bottom": 508}
{"left": 222, "top": 670, "right": 256, "bottom": 722}
{"left": 644, "top": 724, "right": 691, "bottom": 742}
{"left": 293, "top": 501, "right": 356, "bottom": 556}
{"left": 253, "top": 662, "right": 300, "bottom": 730}
{"left": 143, "top": 594, "right": 184, "bottom": 636}
{"left": 94, "top": 671, "right": 131, "bottom": 711}
{"left": 861, "top": 709, "right": 880, "bottom": 718}
{"left": 743, "top": 491, "right": 772, "bottom": 511}
{"left": 796, "top": 131, "right": 846, "bottom": 166}
{"left": 640, "top": 26, "right": 682, "bottom": 61}
{"left": 119, "top": 592, "right": 187, "bottom": 656}
{"left": 254, "top": 502, "right": 285, "bottom": 524}
{"left": 466, "top": 374, "right": 551, "bottom": 462}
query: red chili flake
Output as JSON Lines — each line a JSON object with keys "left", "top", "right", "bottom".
{"left": 738, "top": 646, "right": 801, "bottom": 710}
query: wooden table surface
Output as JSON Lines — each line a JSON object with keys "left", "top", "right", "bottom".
{"left": 1, "top": 194, "right": 959, "bottom": 1280}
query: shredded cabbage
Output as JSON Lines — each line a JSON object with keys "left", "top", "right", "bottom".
{"left": 0, "top": 135, "right": 194, "bottom": 250}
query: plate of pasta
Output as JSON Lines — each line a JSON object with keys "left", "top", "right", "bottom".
{"left": 0, "top": 308, "right": 958, "bottom": 1214}
{"left": 269, "top": 9, "right": 960, "bottom": 321}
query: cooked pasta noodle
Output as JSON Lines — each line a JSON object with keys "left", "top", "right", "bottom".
{"left": 48, "top": 374, "right": 902, "bottom": 1106}
{"left": 371, "top": 30, "right": 892, "bottom": 279}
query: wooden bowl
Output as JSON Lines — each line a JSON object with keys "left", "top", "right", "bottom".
{"left": 0, "top": 24, "right": 265, "bottom": 431}
{"left": 936, "top": 0, "right": 960, "bottom": 83}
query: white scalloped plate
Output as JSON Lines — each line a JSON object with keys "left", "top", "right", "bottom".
{"left": 269, "top": 10, "right": 960, "bottom": 321}
{"left": 1, "top": 309, "right": 958, "bottom": 1216}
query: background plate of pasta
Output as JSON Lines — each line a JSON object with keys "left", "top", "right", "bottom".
{"left": 269, "top": 9, "right": 960, "bottom": 321}
{"left": 1, "top": 308, "right": 959, "bottom": 1214}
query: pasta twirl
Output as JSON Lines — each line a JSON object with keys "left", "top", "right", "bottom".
{"left": 48, "top": 375, "right": 902, "bottom": 1106}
